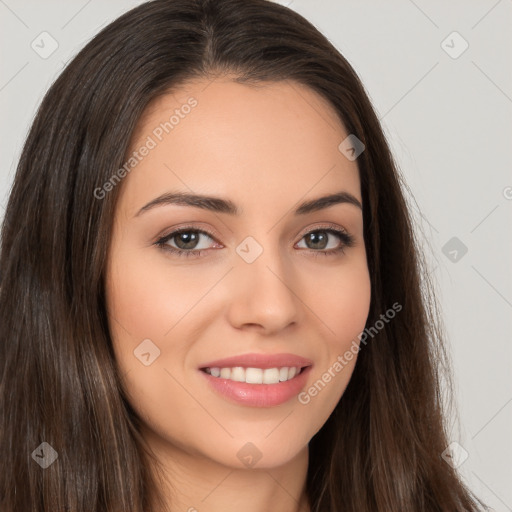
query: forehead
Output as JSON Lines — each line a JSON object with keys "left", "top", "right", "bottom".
{"left": 121, "top": 77, "right": 361, "bottom": 215}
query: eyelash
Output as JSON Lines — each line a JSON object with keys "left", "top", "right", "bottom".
{"left": 154, "top": 223, "right": 356, "bottom": 259}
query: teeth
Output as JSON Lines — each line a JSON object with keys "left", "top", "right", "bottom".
{"left": 231, "top": 366, "right": 245, "bottom": 382}
{"left": 204, "top": 366, "right": 302, "bottom": 384}
{"left": 246, "top": 367, "right": 263, "bottom": 384}
{"left": 262, "top": 368, "right": 280, "bottom": 384}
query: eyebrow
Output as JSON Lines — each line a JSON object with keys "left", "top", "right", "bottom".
{"left": 135, "top": 190, "right": 362, "bottom": 217}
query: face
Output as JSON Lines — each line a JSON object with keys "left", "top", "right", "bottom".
{"left": 105, "top": 77, "right": 371, "bottom": 470}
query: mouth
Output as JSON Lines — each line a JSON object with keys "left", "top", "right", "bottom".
{"left": 197, "top": 353, "right": 313, "bottom": 407}
{"left": 200, "top": 365, "right": 308, "bottom": 384}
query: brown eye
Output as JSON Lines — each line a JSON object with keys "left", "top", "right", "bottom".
{"left": 155, "top": 228, "right": 219, "bottom": 258}
{"left": 172, "top": 231, "right": 202, "bottom": 250}
{"left": 296, "top": 227, "right": 355, "bottom": 255}
{"left": 303, "top": 230, "right": 330, "bottom": 250}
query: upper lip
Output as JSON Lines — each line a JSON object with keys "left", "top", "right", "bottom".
{"left": 199, "top": 352, "right": 313, "bottom": 370}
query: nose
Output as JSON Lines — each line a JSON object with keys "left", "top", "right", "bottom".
{"left": 225, "top": 246, "right": 301, "bottom": 334}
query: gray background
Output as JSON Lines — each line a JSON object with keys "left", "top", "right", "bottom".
{"left": 1, "top": 0, "right": 511, "bottom": 509}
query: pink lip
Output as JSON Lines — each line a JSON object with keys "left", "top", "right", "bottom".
{"left": 198, "top": 352, "right": 313, "bottom": 370}
{"left": 199, "top": 365, "right": 313, "bottom": 407}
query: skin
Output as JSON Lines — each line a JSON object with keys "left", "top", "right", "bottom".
{"left": 105, "top": 76, "right": 371, "bottom": 512}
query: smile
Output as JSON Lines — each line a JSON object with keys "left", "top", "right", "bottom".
{"left": 202, "top": 366, "right": 304, "bottom": 384}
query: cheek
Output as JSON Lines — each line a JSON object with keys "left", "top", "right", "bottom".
{"left": 104, "top": 245, "right": 180, "bottom": 383}
{"left": 105, "top": 244, "right": 212, "bottom": 342}
{"left": 105, "top": 247, "right": 204, "bottom": 434}
{"left": 306, "top": 257, "right": 371, "bottom": 347}
{"left": 301, "top": 258, "right": 370, "bottom": 394}
{"left": 296, "top": 263, "right": 370, "bottom": 439}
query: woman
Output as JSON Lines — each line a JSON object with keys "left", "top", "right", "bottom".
{"left": 0, "top": 0, "right": 488, "bottom": 510}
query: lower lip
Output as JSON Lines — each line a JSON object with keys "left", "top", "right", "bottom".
{"left": 199, "top": 366, "right": 312, "bottom": 407}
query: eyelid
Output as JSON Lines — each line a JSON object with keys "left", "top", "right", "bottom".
{"left": 155, "top": 223, "right": 220, "bottom": 244}
{"left": 156, "top": 222, "right": 351, "bottom": 244}
{"left": 154, "top": 221, "right": 355, "bottom": 257}
{"left": 295, "top": 221, "right": 351, "bottom": 240}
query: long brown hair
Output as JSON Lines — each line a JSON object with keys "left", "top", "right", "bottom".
{"left": 0, "top": 0, "right": 487, "bottom": 510}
